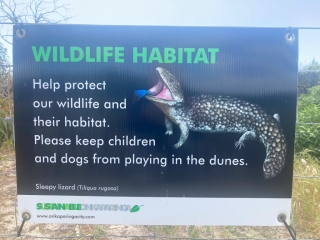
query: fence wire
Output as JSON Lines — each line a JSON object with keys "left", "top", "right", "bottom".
{"left": 1, "top": 70, "right": 320, "bottom": 239}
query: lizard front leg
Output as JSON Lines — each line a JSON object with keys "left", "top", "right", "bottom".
{"left": 173, "top": 122, "right": 189, "bottom": 149}
{"left": 235, "top": 131, "right": 257, "bottom": 150}
{"left": 165, "top": 117, "right": 173, "bottom": 135}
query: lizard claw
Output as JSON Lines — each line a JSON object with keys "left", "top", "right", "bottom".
{"left": 235, "top": 131, "right": 256, "bottom": 150}
{"left": 165, "top": 130, "right": 173, "bottom": 135}
{"left": 173, "top": 143, "right": 181, "bottom": 149}
{"left": 235, "top": 141, "right": 245, "bottom": 150}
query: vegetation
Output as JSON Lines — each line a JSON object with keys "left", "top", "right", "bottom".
{"left": 0, "top": 0, "right": 73, "bottom": 146}
{"left": 298, "top": 59, "right": 320, "bottom": 95}
{"left": 292, "top": 151, "right": 320, "bottom": 238}
{"left": 0, "top": 42, "right": 13, "bottom": 147}
{"left": 0, "top": 0, "right": 72, "bottom": 44}
{"left": 295, "top": 86, "right": 320, "bottom": 157}
{"left": 295, "top": 60, "right": 320, "bottom": 158}
{"left": 293, "top": 59, "right": 320, "bottom": 238}
{"left": 0, "top": 117, "right": 13, "bottom": 145}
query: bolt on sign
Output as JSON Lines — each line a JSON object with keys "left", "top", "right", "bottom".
{"left": 13, "top": 25, "right": 298, "bottom": 225}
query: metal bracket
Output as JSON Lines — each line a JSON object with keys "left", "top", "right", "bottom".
{"left": 17, "top": 212, "right": 31, "bottom": 237}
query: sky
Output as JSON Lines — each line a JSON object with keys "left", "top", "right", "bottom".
{"left": 3, "top": 0, "right": 320, "bottom": 64}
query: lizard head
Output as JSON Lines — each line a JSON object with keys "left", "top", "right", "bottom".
{"left": 145, "top": 67, "right": 184, "bottom": 105}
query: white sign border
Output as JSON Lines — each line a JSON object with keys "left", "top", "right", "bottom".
{"left": 18, "top": 195, "right": 291, "bottom": 226}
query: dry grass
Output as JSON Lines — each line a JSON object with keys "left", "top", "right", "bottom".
{"left": 1, "top": 145, "right": 320, "bottom": 239}
{"left": 292, "top": 151, "right": 320, "bottom": 238}
{"left": 152, "top": 225, "right": 291, "bottom": 239}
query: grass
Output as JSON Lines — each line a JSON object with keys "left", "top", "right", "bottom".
{"left": 81, "top": 225, "right": 108, "bottom": 236}
{"left": 154, "top": 225, "right": 215, "bottom": 239}
{"left": 292, "top": 150, "right": 320, "bottom": 238}
{"left": 0, "top": 118, "right": 14, "bottom": 146}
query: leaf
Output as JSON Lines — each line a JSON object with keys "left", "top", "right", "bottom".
{"left": 130, "top": 205, "right": 143, "bottom": 213}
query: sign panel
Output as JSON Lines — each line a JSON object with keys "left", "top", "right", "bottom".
{"left": 13, "top": 25, "right": 298, "bottom": 225}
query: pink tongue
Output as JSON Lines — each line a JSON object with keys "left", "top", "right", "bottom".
{"left": 148, "top": 81, "right": 163, "bottom": 95}
{"left": 157, "top": 87, "right": 173, "bottom": 100}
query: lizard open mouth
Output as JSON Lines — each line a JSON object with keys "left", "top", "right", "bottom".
{"left": 148, "top": 75, "right": 173, "bottom": 101}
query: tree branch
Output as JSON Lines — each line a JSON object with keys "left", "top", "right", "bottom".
{"left": 0, "top": 0, "right": 72, "bottom": 44}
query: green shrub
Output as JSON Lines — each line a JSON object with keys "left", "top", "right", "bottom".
{"left": 0, "top": 117, "right": 14, "bottom": 146}
{"left": 296, "top": 85, "right": 320, "bottom": 158}
{"left": 0, "top": 97, "right": 12, "bottom": 117}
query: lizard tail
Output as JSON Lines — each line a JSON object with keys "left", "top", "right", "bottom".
{"left": 261, "top": 123, "right": 286, "bottom": 179}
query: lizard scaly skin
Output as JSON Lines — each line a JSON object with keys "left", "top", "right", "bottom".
{"left": 145, "top": 67, "right": 286, "bottom": 179}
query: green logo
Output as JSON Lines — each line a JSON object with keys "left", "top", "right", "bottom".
{"left": 130, "top": 205, "right": 144, "bottom": 213}
{"left": 36, "top": 203, "right": 144, "bottom": 212}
